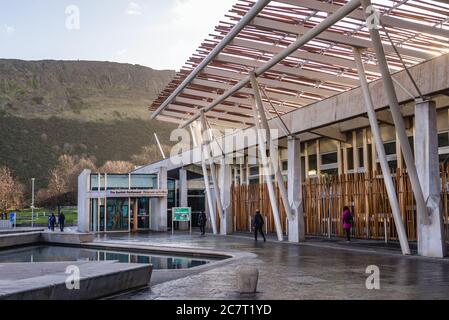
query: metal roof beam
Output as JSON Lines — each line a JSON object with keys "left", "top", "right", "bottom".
{"left": 203, "top": 66, "right": 338, "bottom": 96}
{"left": 251, "top": 17, "right": 434, "bottom": 60}
{"left": 162, "top": 110, "right": 249, "bottom": 129}
{"left": 277, "top": 0, "right": 449, "bottom": 39}
{"left": 151, "top": 0, "right": 271, "bottom": 120}
{"left": 191, "top": 79, "right": 308, "bottom": 108}
{"left": 230, "top": 38, "right": 380, "bottom": 74}
{"left": 180, "top": 0, "right": 363, "bottom": 128}
{"left": 215, "top": 53, "right": 359, "bottom": 86}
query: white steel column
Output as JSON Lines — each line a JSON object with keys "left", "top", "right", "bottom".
{"left": 361, "top": 0, "right": 428, "bottom": 227}
{"left": 200, "top": 111, "right": 225, "bottom": 221}
{"left": 250, "top": 72, "right": 294, "bottom": 222}
{"left": 287, "top": 136, "right": 305, "bottom": 242}
{"left": 250, "top": 75, "right": 284, "bottom": 241}
{"left": 219, "top": 158, "right": 233, "bottom": 235}
{"left": 353, "top": 48, "right": 410, "bottom": 255}
{"left": 193, "top": 122, "right": 218, "bottom": 234}
{"left": 414, "top": 100, "right": 446, "bottom": 257}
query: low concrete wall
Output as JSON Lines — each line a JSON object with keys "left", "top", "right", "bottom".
{"left": 0, "top": 261, "right": 152, "bottom": 300}
{"left": 0, "top": 232, "right": 41, "bottom": 249}
{"left": 0, "top": 230, "right": 95, "bottom": 249}
{"left": 41, "top": 232, "right": 95, "bottom": 245}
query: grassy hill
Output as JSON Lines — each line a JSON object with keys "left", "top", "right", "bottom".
{"left": 0, "top": 59, "right": 176, "bottom": 192}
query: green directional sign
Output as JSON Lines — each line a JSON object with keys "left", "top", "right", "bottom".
{"left": 173, "top": 207, "right": 191, "bottom": 222}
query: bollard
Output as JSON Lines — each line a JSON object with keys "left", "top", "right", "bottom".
{"left": 236, "top": 266, "right": 259, "bottom": 294}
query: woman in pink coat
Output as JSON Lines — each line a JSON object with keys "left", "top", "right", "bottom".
{"left": 342, "top": 206, "right": 353, "bottom": 242}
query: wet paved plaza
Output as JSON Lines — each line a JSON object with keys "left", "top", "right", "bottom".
{"left": 95, "top": 232, "right": 449, "bottom": 300}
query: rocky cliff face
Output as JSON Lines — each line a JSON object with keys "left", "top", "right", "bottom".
{"left": 0, "top": 59, "right": 176, "bottom": 189}
{"left": 0, "top": 59, "right": 175, "bottom": 120}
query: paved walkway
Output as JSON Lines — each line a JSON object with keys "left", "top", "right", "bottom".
{"left": 95, "top": 232, "right": 449, "bottom": 300}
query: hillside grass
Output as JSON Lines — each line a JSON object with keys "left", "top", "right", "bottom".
{"left": 0, "top": 115, "right": 176, "bottom": 192}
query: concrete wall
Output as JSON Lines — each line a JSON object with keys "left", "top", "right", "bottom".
{"left": 77, "top": 170, "right": 91, "bottom": 233}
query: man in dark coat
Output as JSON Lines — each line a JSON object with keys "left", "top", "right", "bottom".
{"left": 50, "top": 213, "right": 56, "bottom": 231}
{"left": 253, "top": 210, "right": 266, "bottom": 242}
{"left": 59, "top": 212, "right": 66, "bottom": 232}
{"left": 198, "top": 211, "right": 207, "bottom": 236}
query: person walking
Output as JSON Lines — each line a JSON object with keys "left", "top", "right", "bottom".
{"left": 50, "top": 213, "right": 56, "bottom": 232}
{"left": 342, "top": 206, "right": 353, "bottom": 242}
{"left": 47, "top": 214, "right": 52, "bottom": 230}
{"left": 253, "top": 210, "right": 266, "bottom": 242}
{"left": 59, "top": 212, "right": 66, "bottom": 232}
{"left": 198, "top": 211, "right": 207, "bottom": 236}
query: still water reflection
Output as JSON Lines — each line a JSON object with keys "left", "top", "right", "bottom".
{"left": 0, "top": 245, "right": 215, "bottom": 270}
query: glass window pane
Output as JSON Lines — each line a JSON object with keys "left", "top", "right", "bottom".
{"left": 384, "top": 142, "right": 396, "bottom": 155}
{"left": 91, "top": 175, "right": 98, "bottom": 191}
{"left": 167, "top": 178, "right": 176, "bottom": 190}
{"left": 90, "top": 199, "right": 98, "bottom": 232}
{"left": 106, "top": 198, "right": 129, "bottom": 231}
{"left": 347, "top": 148, "right": 354, "bottom": 170}
{"left": 107, "top": 175, "right": 129, "bottom": 190}
{"left": 249, "top": 166, "right": 259, "bottom": 176}
{"left": 358, "top": 148, "right": 364, "bottom": 167}
{"left": 438, "top": 133, "right": 449, "bottom": 148}
{"left": 131, "top": 174, "right": 157, "bottom": 189}
{"left": 309, "top": 155, "right": 317, "bottom": 171}
{"left": 321, "top": 152, "right": 337, "bottom": 165}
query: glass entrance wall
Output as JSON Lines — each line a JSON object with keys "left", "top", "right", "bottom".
{"left": 106, "top": 198, "right": 129, "bottom": 232}
{"left": 88, "top": 173, "right": 158, "bottom": 233}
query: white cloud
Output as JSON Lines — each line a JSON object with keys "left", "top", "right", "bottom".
{"left": 1, "top": 24, "right": 15, "bottom": 34}
{"left": 142, "top": 0, "right": 235, "bottom": 70}
{"left": 116, "top": 49, "right": 128, "bottom": 57}
{"left": 126, "top": 2, "right": 142, "bottom": 16}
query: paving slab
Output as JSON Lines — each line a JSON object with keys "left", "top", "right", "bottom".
{"left": 97, "top": 232, "right": 449, "bottom": 300}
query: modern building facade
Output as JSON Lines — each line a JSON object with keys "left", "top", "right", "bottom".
{"left": 77, "top": 170, "right": 169, "bottom": 233}
{"left": 78, "top": 0, "right": 449, "bottom": 259}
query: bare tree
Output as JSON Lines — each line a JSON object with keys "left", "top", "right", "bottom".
{"left": 45, "top": 155, "right": 97, "bottom": 212}
{"left": 99, "top": 161, "right": 134, "bottom": 174}
{"left": 0, "top": 167, "right": 23, "bottom": 219}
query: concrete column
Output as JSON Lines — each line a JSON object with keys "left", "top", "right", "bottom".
{"left": 415, "top": 100, "right": 446, "bottom": 257}
{"left": 371, "top": 133, "right": 377, "bottom": 173}
{"left": 353, "top": 131, "right": 360, "bottom": 171}
{"left": 363, "top": 129, "right": 370, "bottom": 172}
{"left": 304, "top": 142, "right": 309, "bottom": 179}
{"left": 337, "top": 141, "right": 343, "bottom": 176}
{"left": 77, "top": 169, "right": 91, "bottom": 233}
{"left": 151, "top": 166, "right": 168, "bottom": 232}
{"left": 316, "top": 139, "right": 321, "bottom": 176}
{"left": 219, "top": 159, "right": 233, "bottom": 235}
{"left": 287, "top": 137, "right": 305, "bottom": 242}
{"left": 178, "top": 167, "right": 189, "bottom": 231}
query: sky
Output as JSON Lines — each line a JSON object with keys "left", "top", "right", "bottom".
{"left": 0, "top": 0, "right": 236, "bottom": 71}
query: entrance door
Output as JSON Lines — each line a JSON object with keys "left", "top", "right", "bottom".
{"left": 137, "top": 198, "right": 150, "bottom": 230}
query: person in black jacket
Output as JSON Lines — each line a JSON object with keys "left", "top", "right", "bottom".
{"left": 50, "top": 213, "right": 56, "bottom": 231}
{"left": 59, "top": 212, "right": 66, "bottom": 232}
{"left": 253, "top": 210, "right": 266, "bottom": 242}
{"left": 198, "top": 211, "right": 207, "bottom": 236}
